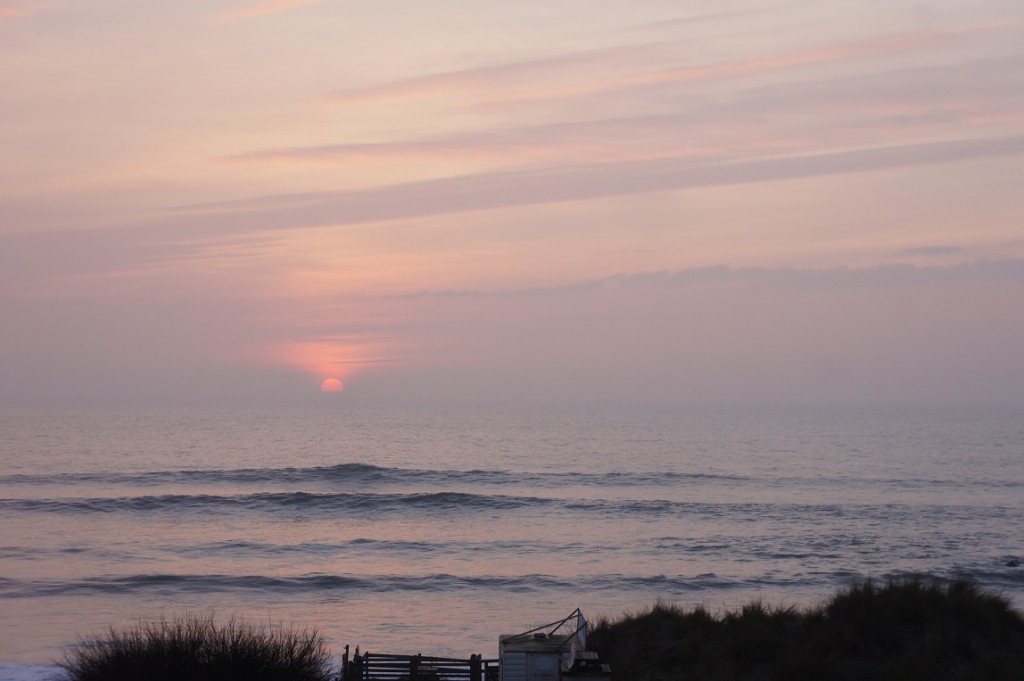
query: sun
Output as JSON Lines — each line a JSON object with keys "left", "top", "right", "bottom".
{"left": 320, "top": 378, "right": 344, "bottom": 393}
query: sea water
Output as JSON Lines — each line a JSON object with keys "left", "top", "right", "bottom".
{"left": 1, "top": 406, "right": 1022, "bottom": 679}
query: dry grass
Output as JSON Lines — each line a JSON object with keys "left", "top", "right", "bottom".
{"left": 60, "top": 614, "right": 334, "bottom": 681}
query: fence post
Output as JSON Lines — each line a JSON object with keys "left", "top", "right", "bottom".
{"left": 410, "top": 653, "right": 421, "bottom": 680}
{"left": 350, "top": 650, "right": 364, "bottom": 681}
{"left": 470, "top": 653, "right": 482, "bottom": 681}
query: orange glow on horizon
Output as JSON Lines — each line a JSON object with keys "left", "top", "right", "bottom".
{"left": 320, "top": 377, "right": 344, "bottom": 392}
{"left": 264, "top": 337, "right": 407, "bottom": 389}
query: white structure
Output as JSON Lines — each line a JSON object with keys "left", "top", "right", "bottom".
{"left": 498, "top": 610, "right": 608, "bottom": 681}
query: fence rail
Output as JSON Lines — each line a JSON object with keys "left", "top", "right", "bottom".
{"left": 342, "top": 649, "right": 499, "bottom": 681}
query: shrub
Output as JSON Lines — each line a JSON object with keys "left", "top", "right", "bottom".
{"left": 589, "top": 579, "right": 1024, "bottom": 681}
{"left": 60, "top": 614, "right": 335, "bottom": 681}
{"left": 800, "top": 578, "right": 1024, "bottom": 681}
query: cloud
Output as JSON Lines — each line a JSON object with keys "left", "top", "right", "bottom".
{"left": 0, "top": 1, "right": 46, "bottom": 22}
{"left": 397, "top": 259, "right": 1024, "bottom": 300}
{"left": 472, "top": 22, "right": 1024, "bottom": 119}
{"left": 330, "top": 358, "right": 405, "bottom": 365}
{"left": 222, "top": 114, "right": 716, "bottom": 166}
{"left": 310, "top": 258, "right": 1024, "bottom": 409}
{"left": 726, "top": 55, "right": 1024, "bottom": 137}
{"left": 178, "top": 133, "right": 1024, "bottom": 234}
{"left": 323, "top": 42, "right": 667, "bottom": 105}
{"left": 5, "top": 133, "right": 1021, "bottom": 295}
{"left": 218, "top": 0, "right": 327, "bottom": 22}
{"left": 229, "top": 51, "right": 1024, "bottom": 171}
{"left": 4, "top": 133, "right": 1021, "bottom": 296}
{"left": 898, "top": 246, "right": 968, "bottom": 257}
{"left": 628, "top": 7, "right": 772, "bottom": 32}
{"left": 670, "top": 259, "right": 1024, "bottom": 290}
{"left": 324, "top": 19, "right": 1022, "bottom": 110}
{"left": 5, "top": 255, "right": 1023, "bottom": 408}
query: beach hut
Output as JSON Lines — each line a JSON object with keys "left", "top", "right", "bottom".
{"left": 498, "top": 609, "right": 610, "bottom": 681}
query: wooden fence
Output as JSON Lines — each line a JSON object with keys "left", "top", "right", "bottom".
{"left": 341, "top": 648, "right": 499, "bottom": 681}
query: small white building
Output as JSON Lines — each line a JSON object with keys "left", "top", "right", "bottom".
{"left": 498, "top": 610, "right": 610, "bottom": 681}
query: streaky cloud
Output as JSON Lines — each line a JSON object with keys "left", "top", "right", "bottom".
{"left": 628, "top": 7, "right": 771, "bottom": 32}
{"left": 0, "top": 0, "right": 45, "bottom": 22}
{"left": 898, "top": 246, "right": 968, "bottom": 257}
{"left": 169, "top": 134, "right": 1024, "bottom": 234}
{"left": 323, "top": 42, "right": 669, "bottom": 104}
{"left": 395, "top": 259, "right": 1024, "bottom": 300}
{"left": 220, "top": 113, "right": 715, "bottom": 166}
{"left": 218, "top": 0, "right": 327, "bottom": 22}
{"left": 324, "top": 18, "right": 1022, "bottom": 110}
{"left": 4, "top": 134, "right": 1022, "bottom": 295}
{"left": 228, "top": 51, "right": 1024, "bottom": 169}
{"left": 330, "top": 358, "right": 405, "bottom": 365}
{"left": 5, "top": 135, "right": 1022, "bottom": 293}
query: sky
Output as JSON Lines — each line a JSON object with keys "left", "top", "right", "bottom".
{"left": 1, "top": 0, "right": 1023, "bottom": 408}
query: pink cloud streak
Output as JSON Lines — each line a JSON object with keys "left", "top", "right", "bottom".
{"left": 325, "top": 18, "right": 1023, "bottom": 109}
{"left": 227, "top": 53, "right": 1024, "bottom": 170}
{"left": 219, "top": 0, "right": 328, "bottom": 22}
{"left": 159, "top": 133, "right": 1024, "bottom": 236}
{"left": 0, "top": 0, "right": 46, "bottom": 21}
{"left": 474, "top": 20, "right": 1024, "bottom": 110}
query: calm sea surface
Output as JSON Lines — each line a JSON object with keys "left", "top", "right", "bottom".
{"left": 1, "top": 406, "right": 1022, "bottom": 678}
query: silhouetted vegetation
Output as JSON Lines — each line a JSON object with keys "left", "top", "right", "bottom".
{"left": 60, "top": 614, "right": 334, "bottom": 681}
{"left": 588, "top": 579, "right": 1024, "bottom": 681}
{"left": 57, "top": 580, "right": 1024, "bottom": 680}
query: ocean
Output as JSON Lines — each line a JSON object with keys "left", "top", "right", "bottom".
{"left": 1, "top": 406, "right": 1022, "bottom": 680}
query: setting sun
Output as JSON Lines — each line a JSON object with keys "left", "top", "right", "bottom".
{"left": 320, "top": 378, "right": 344, "bottom": 393}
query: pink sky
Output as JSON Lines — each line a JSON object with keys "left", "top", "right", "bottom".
{"left": 2, "top": 0, "right": 1023, "bottom": 407}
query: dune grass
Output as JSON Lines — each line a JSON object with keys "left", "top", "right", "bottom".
{"left": 57, "top": 579, "right": 1022, "bottom": 680}
{"left": 60, "top": 614, "right": 334, "bottom": 681}
{"left": 587, "top": 578, "right": 1024, "bottom": 681}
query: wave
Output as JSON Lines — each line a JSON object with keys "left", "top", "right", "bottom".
{"left": 0, "top": 571, "right": 858, "bottom": 599}
{"left": 5, "top": 568, "right": 1019, "bottom": 600}
{"left": 0, "top": 490, "right": 554, "bottom": 515}
{"left": 3, "top": 464, "right": 1018, "bottom": 498}
{"left": 0, "top": 463, "right": 750, "bottom": 488}
{"left": 0, "top": 538, "right": 609, "bottom": 563}
{"left": 179, "top": 537, "right": 600, "bottom": 557}
{"left": 1, "top": 491, "right": 1011, "bottom": 523}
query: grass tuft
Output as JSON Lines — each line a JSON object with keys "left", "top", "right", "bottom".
{"left": 589, "top": 579, "right": 1024, "bottom": 681}
{"left": 60, "top": 614, "right": 334, "bottom": 681}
